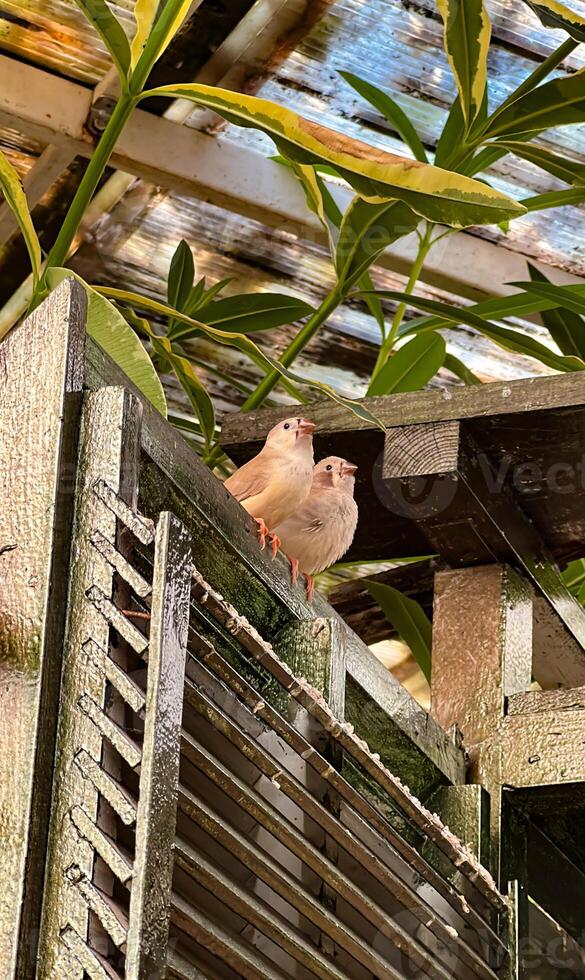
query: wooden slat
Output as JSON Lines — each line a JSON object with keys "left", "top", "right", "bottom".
{"left": 190, "top": 568, "right": 503, "bottom": 912}
{"left": 126, "top": 513, "right": 192, "bottom": 980}
{"left": 65, "top": 866, "right": 128, "bottom": 949}
{"left": 176, "top": 783, "right": 407, "bottom": 980}
{"left": 93, "top": 480, "right": 155, "bottom": 545}
{"left": 77, "top": 695, "right": 142, "bottom": 769}
{"left": 82, "top": 638, "right": 146, "bottom": 714}
{"left": 86, "top": 586, "right": 149, "bottom": 654}
{"left": 74, "top": 749, "right": 137, "bottom": 826}
{"left": 60, "top": 925, "right": 120, "bottom": 980}
{"left": 187, "top": 631, "right": 506, "bottom": 956}
{"left": 508, "top": 686, "right": 585, "bottom": 715}
{"left": 221, "top": 374, "right": 585, "bottom": 442}
{"left": 184, "top": 671, "right": 500, "bottom": 980}
{"left": 170, "top": 892, "right": 287, "bottom": 980}
{"left": 90, "top": 530, "right": 152, "bottom": 598}
{"left": 69, "top": 807, "right": 133, "bottom": 886}
{"left": 174, "top": 836, "right": 350, "bottom": 980}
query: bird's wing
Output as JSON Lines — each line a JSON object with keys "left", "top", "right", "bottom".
{"left": 224, "top": 454, "right": 271, "bottom": 503}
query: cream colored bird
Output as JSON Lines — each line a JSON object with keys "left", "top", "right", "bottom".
{"left": 224, "top": 417, "right": 315, "bottom": 555}
{"left": 273, "top": 455, "right": 358, "bottom": 601}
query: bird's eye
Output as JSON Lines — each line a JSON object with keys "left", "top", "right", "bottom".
{"left": 283, "top": 422, "right": 290, "bottom": 430}
{"left": 326, "top": 464, "right": 333, "bottom": 471}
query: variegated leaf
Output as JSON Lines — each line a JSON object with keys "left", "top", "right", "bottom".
{"left": 523, "top": 0, "right": 585, "bottom": 42}
{"left": 436, "top": 0, "right": 491, "bottom": 128}
{"left": 140, "top": 83, "right": 525, "bottom": 228}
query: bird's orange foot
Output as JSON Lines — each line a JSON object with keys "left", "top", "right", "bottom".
{"left": 289, "top": 557, "right": 300, "bottom": 586}
{"left": 268, "top": 532, "right": 280, "bottom": 559}
{"left": 254, "top": 516, "right": 269, "bottom": 550}
{"left": 305, "top": 574, "right": 315, "bottom": 603}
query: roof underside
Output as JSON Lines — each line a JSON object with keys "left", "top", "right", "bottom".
{"left": 1, "top": 0, "right": 585, "bottom": 421}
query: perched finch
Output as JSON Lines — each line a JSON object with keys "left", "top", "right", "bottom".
{"left": 273, "top": 455, "right": 358, "bottom": 600}
{"left": 224, "top": 417, "right": 315, "bottom": 555}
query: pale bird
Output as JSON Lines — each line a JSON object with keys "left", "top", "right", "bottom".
{"left": 273, "top": 455, "right": 358, "bottom": 601}
{"left": 224, "top": 417, "right": 315, "bottom": 555}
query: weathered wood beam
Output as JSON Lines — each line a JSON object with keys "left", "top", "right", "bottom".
{"left": 383, "top": 420, "right": 585, "bottom": 686}
{"left": 1, "top": 56, "right": 583, "bottom": 306}
{"left": 0, "top": 279, "right": 86, "bottom": 978}
{"left": 221, "top": 373, "right": 585, "bottom": 445}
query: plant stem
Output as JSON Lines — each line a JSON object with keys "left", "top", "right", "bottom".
{"left": 240, "top": 286, "right": 342, "bottom": 412}
{"left": 36, "top": 93, "right": 136, "bottom": 297}
{"left": 367, "top": 223, "right": 434, "bottom": 393}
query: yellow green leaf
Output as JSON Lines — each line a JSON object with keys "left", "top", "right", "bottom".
{"left": 140, "top": 83, "right": 525, "bottom": 228}
{"left": 523, "top": 0, "right": 585, "bottom": 42}
{"left": 46, "top": 269, "right": 167, "bottom": 416}
{"left": 0, "top": 149, "right": 42, "bottom": 288}
{"left": 436, "top": 0, "right": 491, "bottom": 128}
{"left": 132, "top": 0, "right": 192, "bottom": 73}
{"left": 130, "top": 0, "right": 159, "bottom": 70}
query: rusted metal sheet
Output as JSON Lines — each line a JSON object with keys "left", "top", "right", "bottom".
{"left": 0, "top": 279, "right": 86, "bottom": 978}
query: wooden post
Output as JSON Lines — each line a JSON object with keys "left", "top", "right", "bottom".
{"left": 431, "top": 563, "right": 533, "bottom": 884}
{"left": 38, "top": 386, "right": 143, "bottom": 979}
{"left": 126, "top": 513, "right": 191, "bottom": 979}
{"left": 0, "top": 280, "right": 86, "bottom": 978}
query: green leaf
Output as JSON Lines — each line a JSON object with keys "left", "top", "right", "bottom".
{"left": 362, "top": 289, "right": 585, "bottom": 373}
{"left": 493, "top": 141, "right": 585, "bottom": 185}
{"left": 336, "top": 197, "right": 418, "bottom": 292}
{"left": 46, "top": 270, "right": 167, "bottom": 416}
{"left": 435, "top": 96, "right": 466, "bottom": 167}
{"left": 0, "top": 149, "right": 42, "bottom": 288}
{"left": 436, "top": 0, "right": 491, "bottom": 129}
{"left": 94, "top": 286, "right": 386, "bottom": 430}
{"left": 483, "top": 67, "right": 585, "bottom": 139}
{"left": 360, "top": 271, "right": 386, "bottom": 336}
{"left": 510, "top": 280, "right": 585, "bottom": 323}
{"left": 562, "top": 558, "right": 585, "bottom": 594}
{"left": 339, "top": 71, "right": 428, "bottom": 162}
{"left": 184, "top": 277, "right": 207, "bottom": 315}
{"left": 130, "top": 0, "right": 159, "bottom": 70}
{"left": 171, "top": 293, "right": 314, "bottom": 339}
{"left": 140, "top": 83, "right": 525, "bottom": 228}
{"left": 528, "top": 263, "right": 585, "bottom": 359}
{"left": 74, "top": 0, "right": 131, "bottom": 79}
{"left": 369, "top": 333, "right": 446, "bottom": 396}
{"left": 168, "top": 239, "right": 195, "bottom": 310}
{"left": 521, "top": 187, "right": 585, "bottom": 212}
{"left": 399, "top": 281, "right": 585, "bottom": 336}
{"left": 444, "top": 352, "right": 482, "bottom": 384}
{"left": 365, "top": 581, "right": 432, "bottom": 682}
{"left": 522, "top": 0, "right": 585, "bottom": 43}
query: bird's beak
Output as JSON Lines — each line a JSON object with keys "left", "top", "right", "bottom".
{"left": 297, "top": 418, "right": 315, "bottom": 437}
{"left": 341, "top": 461, "right": 357, "bottom": 477}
